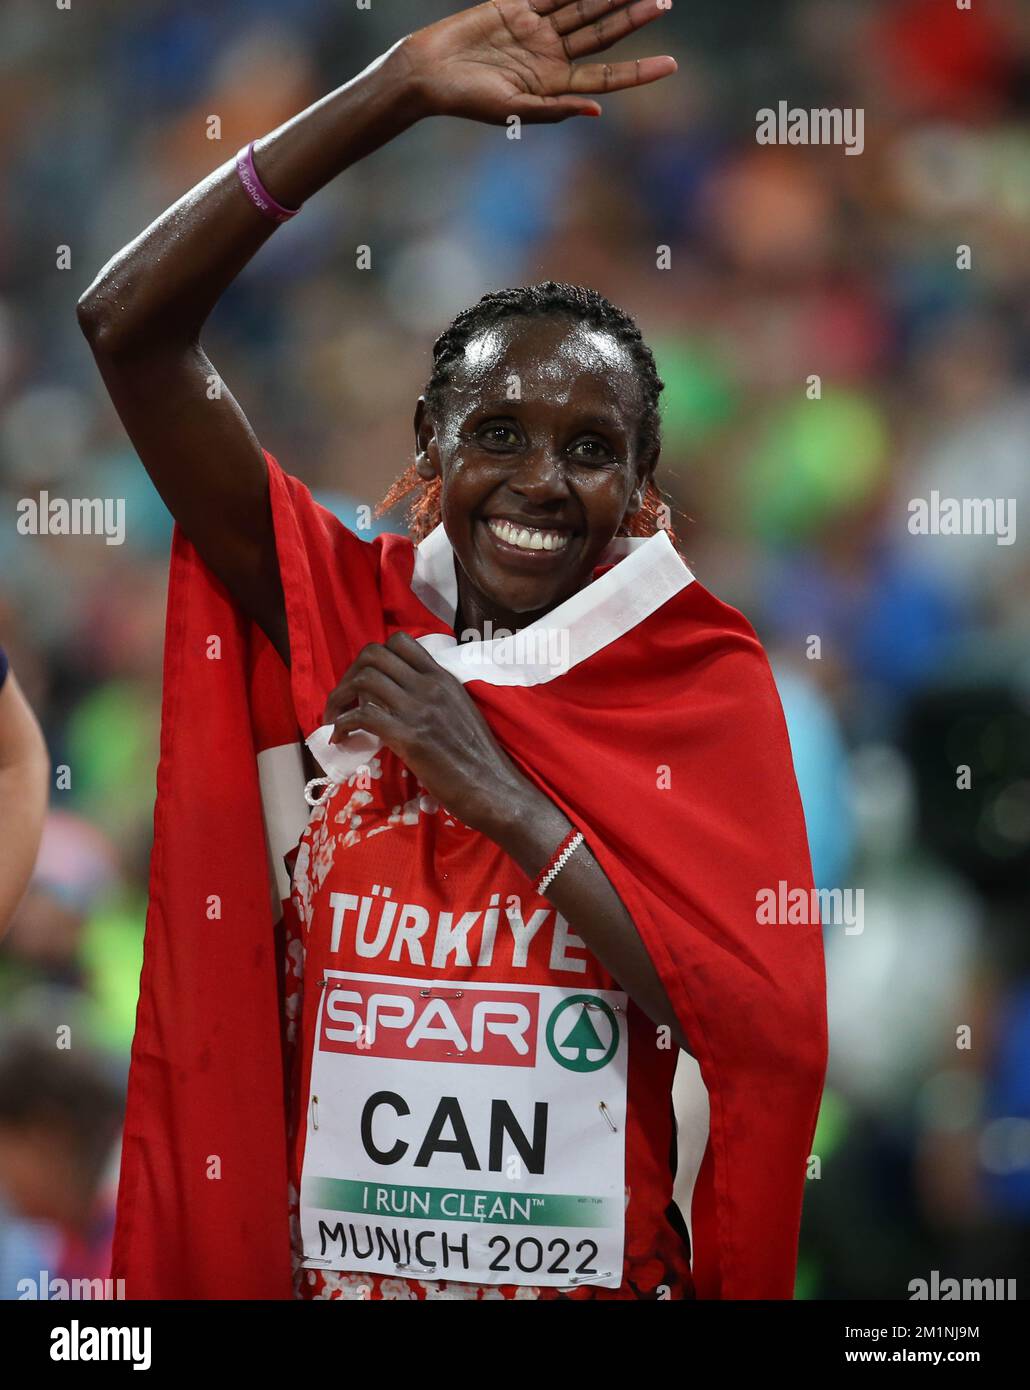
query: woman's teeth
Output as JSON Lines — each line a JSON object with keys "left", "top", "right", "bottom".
{"left": 486, "top": 518, "right": 570, "bottom": 553}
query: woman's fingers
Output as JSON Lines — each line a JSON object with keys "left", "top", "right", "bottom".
{"left": 382, "top": 630, "right": 443, "bottom": 675}
{"left": 552, "top": 0, "right": 673, "bottom": 62}
{"left": 329, "top": 672, "right": 405, "bottom": 744}
{"left": 510, "top": 93, "right": 603, "bottom": 121}
{"left": 323, "top": 638, "right": 432, "bottom": 722}
{"left": 522, "top": 0, "right": 568, "bottom": 14}
{"left": 568, "top": 52, "right": 676, "bottom": 93}
{"left": 329, "top": 701, "right": 401, "bottom": 747}
{"left": 327, "top": 669, "right": 409, "bottom": 741}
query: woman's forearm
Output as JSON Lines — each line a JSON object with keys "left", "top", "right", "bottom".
{"left": 482, "top": 782, "right": 690, "bottom": 1052}
{"left": 77, "top": 37, "right": 424, "bottom": 353}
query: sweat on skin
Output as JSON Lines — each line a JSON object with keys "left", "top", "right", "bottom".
{"left": 421, "top": 316, "right": 652, "bottom": 635}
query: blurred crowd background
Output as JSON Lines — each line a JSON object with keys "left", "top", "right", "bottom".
{"left": 1, "top": 0, "right": 1028, "bottom": 1300}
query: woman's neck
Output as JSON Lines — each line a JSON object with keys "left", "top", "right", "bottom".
{"left": 453, "top": 572, "right": 553, "bottom": 642}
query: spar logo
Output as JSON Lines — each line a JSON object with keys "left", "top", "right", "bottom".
{"left": 546, "top": 995, "right": 619, "bottom": 1072}
{"left": 320, "top": 976, "right": 539, "bottom": 1067}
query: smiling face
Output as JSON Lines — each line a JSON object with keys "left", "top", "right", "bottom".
{"left": 415, "top": 314, "right": 655, "bottom": 633}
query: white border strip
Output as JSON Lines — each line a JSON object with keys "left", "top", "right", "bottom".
{"left": 308, "top": 525, "right": 693, "bottom": 781}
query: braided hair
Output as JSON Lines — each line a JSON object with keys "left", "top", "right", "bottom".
{"left": 377, "top": 281, "right": 673, "bottom": 542}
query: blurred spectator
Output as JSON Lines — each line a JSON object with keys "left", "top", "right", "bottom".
{"left": 0, "top": 1032, "right": 123, "bottom": 1296}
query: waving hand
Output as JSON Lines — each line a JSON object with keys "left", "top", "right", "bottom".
{"left": 400, "top": 0, "right": 678, "bottom": 123}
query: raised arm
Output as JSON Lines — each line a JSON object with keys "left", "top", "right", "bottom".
{"left": 75, "top": 39, "right": 425, "bottom": 664}
{"left": 76, "top": 1, "right": 676, "bottom": 662}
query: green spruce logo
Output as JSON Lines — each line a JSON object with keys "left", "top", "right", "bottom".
{"left": 545, "top": 995, "right": 619, "bottom": 1072}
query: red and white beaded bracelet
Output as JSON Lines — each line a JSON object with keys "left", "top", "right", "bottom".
{"left": 534, "top": 828, "right": 585, "bottom": 896}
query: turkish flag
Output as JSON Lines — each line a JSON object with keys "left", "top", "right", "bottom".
{"left": 113, "top": 453, "right": 826, "bottom": 1299}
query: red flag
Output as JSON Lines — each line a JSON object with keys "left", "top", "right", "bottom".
{"left": 113, "top": 454, "right": 826, "bottom": 1299}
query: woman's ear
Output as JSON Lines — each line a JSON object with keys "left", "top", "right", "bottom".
{"left": 624, "top": 444, "right": 659, "bottom": 519}
{"left": 413, "top": 396, "right": 440, "bottom": 482}
{"left": 623, "top": 483, "right": 645, "bottom": 519}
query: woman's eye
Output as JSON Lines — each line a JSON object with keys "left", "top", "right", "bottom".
{"left": 569, "top": 438, "right": 612, "bottom": 462}
{"left": 478, "top": 424, "right": 519, "bottom": 447}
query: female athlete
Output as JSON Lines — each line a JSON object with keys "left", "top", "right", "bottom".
{"left": 78, "top": 0, "right": 826, "bottom": 1302}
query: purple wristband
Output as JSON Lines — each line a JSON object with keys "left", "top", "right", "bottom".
{"left": 235, "top": 141, "right": 301, "bottom": 224}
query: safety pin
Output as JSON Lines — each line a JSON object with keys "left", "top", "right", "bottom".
{"left": 598, "top": 1101, "right": 617, "bottom": 1133}
{"left": 561, "top": 1271, "right": 615, "bottom": 1288}
{"left": 394, "top": 1260, "right": 437, "bottom": 1273}
{"left": 584, "top": 1001, "right": 624, "bottom": 1014}
{"left": 311, "top": 1095, "right": 319, "bottom": 1130}
{"left": 419, "top": 988, "right": 464, "bottom": 999}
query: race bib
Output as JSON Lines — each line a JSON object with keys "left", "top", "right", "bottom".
{"left": 299, "top": 971, "right": 629, "bottom": 1289}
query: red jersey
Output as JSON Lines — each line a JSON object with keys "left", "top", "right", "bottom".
{"left": 284, "top": 748, "right": 692, "bottom": 1300}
